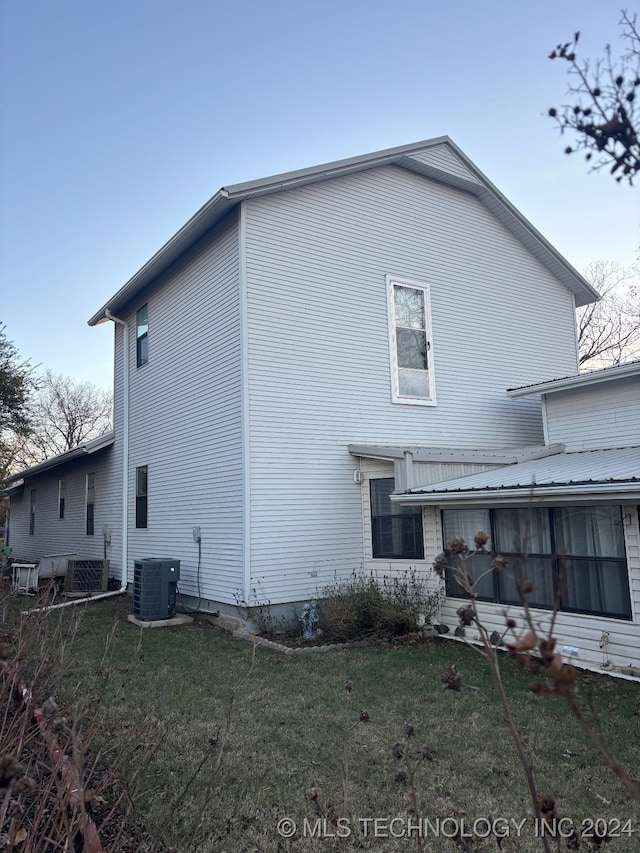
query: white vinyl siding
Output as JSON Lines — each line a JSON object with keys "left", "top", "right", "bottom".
{"left": 242, "top": 165, "right": 579, "bottom": 604}
{"left": 124, "top": 213, "right": 244, "bottom": 605}
{"left": 406, "top": 147, "right": 483, "bottom": 184}
{"left": 544, "top": 375, "right": 640, "bottom": 451}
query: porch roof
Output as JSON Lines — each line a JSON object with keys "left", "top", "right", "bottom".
{"left": 348, "top": 443, "right": 563, "bottom": 464}
{"left": 507, "top": 359, "right": 640, "bottom": 399}
{"left": 391, "top": 445, "right": 640, "bottom": 506}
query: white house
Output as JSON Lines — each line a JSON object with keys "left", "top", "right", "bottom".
{"left": 6, "top": 137, "right": 637, "bottom": 670}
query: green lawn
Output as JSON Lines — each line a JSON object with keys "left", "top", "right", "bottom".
{"left": 6, "top": 595, "right": 640, "bottom": 852}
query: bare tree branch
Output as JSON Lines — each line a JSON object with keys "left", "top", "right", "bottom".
{"left": 549, "top": 11, "right": 640, "bottom": 184}
{"left": 577, "top": 261, "right": 640, "bottom": 369}
{"left": 13, "top": 371, "right": 113, "bottom": 470}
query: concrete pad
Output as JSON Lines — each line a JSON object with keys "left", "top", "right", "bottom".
{"left": 127, "top": 613, "right": 193, "bottom": 629}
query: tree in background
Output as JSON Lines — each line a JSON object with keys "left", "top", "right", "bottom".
{"left": 548, "top": 11, "right": 640, "bottom": 184}
{"left": 12, "top": 370, "right": 113, "bottom": 470}
{"left": 578, "top": 260, "right": 640, "bottom": 368}
{"left": 0, "top": 324, "right": 35, "bottom": 480}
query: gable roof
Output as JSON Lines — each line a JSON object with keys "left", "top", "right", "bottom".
{"left": 507, "top": 359, "right": 640, "bottom": 398}
{"left": 391, "top": 445, "right": 640, "bottom": 506}
{"left": 88, "top": 137, "right": 598, "bottom": 326}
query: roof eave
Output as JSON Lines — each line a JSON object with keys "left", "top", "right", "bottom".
{"left": 87, "top": 191, "right": 234, "bottom": 325}
{"left": 2, "top": 432, "right": 115, "bottom": 485}
{"left": 391, "top": 481, "right": 640, "bottom": 507}
{"left": 88, "top": 135, "right": 597, "bottom": 325}
{"left": 508, "top": 360, "right": 640, "bottom": 398}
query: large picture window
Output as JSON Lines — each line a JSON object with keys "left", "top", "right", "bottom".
{"left": 442, "top": 506, "right": 630, "bottom": 619}
{"left": 371, "top": 478, "right": 424, "bottom": 559}
{"left": 387, "top": 276, "right": 435, "bottom": 405}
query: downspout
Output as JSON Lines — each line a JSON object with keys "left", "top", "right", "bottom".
{"left": 24, "top": 311, "right": 130, "bottom": 615}
{"left": 106, "top": 310, "right": 130, "bottom": 592}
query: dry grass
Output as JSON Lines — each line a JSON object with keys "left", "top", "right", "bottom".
{"left": 2, "top": 593, "right": 639, "bottom": 852}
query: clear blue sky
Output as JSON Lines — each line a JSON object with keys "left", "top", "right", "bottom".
{"left": 1, "top": 0, "right": 638, "bottom": 390}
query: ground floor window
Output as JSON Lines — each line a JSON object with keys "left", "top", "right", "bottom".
{"left": 86, "top": 474, "right": 95, "bottom": 536}
{"left": 58, "top": 479, "right": 66, "bottom": 519}
{"left": 29, "top": 490, "right": 36, "bottom": 535}
{"left": 442, "top": 505, "right": 630, "bottom": 619}
{"left": 136, "top": 465, "right": 148, "bottom": 529}
{"left": 371, "top": 478, "right": 424, "bottom": 559}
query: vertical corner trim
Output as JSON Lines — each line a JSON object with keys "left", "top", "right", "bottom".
{"left": 239, "top": 201, "right": 251, "bottom": 601}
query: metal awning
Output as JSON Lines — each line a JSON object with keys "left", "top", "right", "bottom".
{"left": 391, "top": 445, "right": 640, "bottom": 507}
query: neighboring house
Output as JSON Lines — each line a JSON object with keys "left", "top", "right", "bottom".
{"left": 6, "top": 136, "right": 637, "bottom": 671}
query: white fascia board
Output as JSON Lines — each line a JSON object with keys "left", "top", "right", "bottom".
{"left": 347, "top": 444, "right": 563, "bottom": 464}
{"left": 508, "top": 360, "right": 640, "bottom": 398}
{"left": 391, "top": 482, "right": 640, "bottom": 507}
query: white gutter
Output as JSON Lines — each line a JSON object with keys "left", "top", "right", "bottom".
{"left": 105, "top": 310, "right": 130, "bottom": 591}
{"left": 25, "top": 311, "right": 130, "bottom": 615}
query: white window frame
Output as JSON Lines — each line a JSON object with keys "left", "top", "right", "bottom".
{"left": 386, "top": 275, "right": 436, "bottom": 406}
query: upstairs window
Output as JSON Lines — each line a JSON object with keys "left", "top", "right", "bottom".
{"left": 387, "top": 277, "right": 435, "bottom": 405}
{"left": 86, "top": 474, "right": 95, "bottom": 536}
{"left": 136, "top": 465, "right": 148, "bottom": 529}
{"left": 136, "top": 304, "right": 148, "bottom": 368}
{"left": 370, "top": 478, "right": 424, "bottom": 559}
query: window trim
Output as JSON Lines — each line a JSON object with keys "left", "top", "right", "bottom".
{"left": 136, "top": 304, "right": 148, "bottom": 368}
{"left": 136, "top": 465, "right": 148, "bottom": 529}
{"left": 386, "top": 275, "right": 436, "bottom": 406}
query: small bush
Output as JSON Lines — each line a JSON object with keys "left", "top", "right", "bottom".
{"left": 317, "top": 570, "right": 441, "bottom": 642}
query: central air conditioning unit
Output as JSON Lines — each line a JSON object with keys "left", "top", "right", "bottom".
{"left": 133, "top": 558, "right": 180, "bottom": 621}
